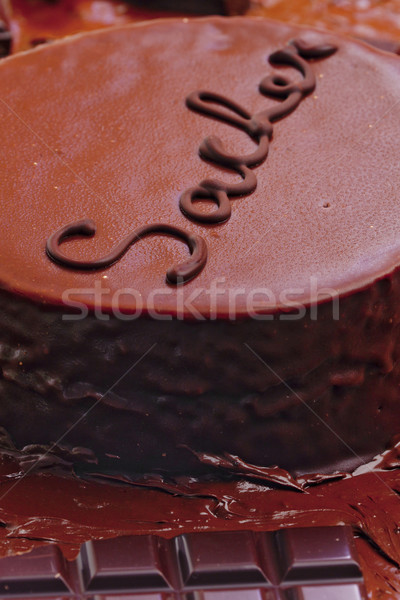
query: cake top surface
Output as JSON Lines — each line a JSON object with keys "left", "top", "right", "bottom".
{"left": 1, "top": 16, "right": 400, "bottom": 317}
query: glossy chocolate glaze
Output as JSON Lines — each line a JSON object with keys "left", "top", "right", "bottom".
{"left": 47, "top": 39, "right": 337, "bottom": 276}
{"left": 1, "top": 18, "right": 400, "bottom": 480}
{"left": 1, "top": 18, "right": 400, "bottom": 312}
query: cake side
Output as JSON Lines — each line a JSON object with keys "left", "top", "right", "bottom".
{"left": 0, "top": 270, "right": 400, "bottom": 477}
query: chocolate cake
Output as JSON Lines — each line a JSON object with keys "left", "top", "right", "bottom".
{"left": 1, "top": 16, "right": 400, "bottom": 481}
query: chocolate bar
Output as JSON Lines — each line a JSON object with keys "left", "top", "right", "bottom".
{"left": 0, "top": 526, "right": 366, "bottom": 598}
{"left": 129, "top": 0, "right": 250, "bottom": 15}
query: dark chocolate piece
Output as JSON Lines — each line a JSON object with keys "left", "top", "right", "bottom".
{"left": 287, "top": 585, "right": 366, "bottom": 600}
{"left": 177, "top": 531, "right": 272, "bottom": 587}
{"left": 276, "top": 526, "right": 363, "bottom": 583}
{"left": 0, "top": 545, "right": 73, "bottom": 595}
{"left": 80, "top": 535, "right": 176, "bottom": 592}
{"left": 0, "top": 526, "right": 367, "bottom": 598}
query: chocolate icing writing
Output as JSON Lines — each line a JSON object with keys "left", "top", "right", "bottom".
{"left": 179, "top": 39, "right": 337, "bottom": 224}
{"left": 46, "top": 219, "right": 207, "bottom": 284}
{"left": 46, "top": 39, "right": 336, "bottom": 283}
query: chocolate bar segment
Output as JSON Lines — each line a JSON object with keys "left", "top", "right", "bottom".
{"left": 276, "top": 526, "right": 363, "bottom": 583}
{"left": 287, "top": 584, "right": 367, "bottom": 600}
{"left": 80, "top": 535, "right": 175, "bottom": 592}
{"left": 0, "top": 545, "right": 73, "bottom": 595}
{"left": 177, "top": 531, "right": 271, "bottom": 587}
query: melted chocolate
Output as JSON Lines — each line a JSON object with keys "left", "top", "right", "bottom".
{"left": 0, "top": 450, "right": 399, "bottom": 597}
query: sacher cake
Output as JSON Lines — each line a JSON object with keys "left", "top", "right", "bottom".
{"left": 0, "top": 16, "right": 400, "bottom": 483}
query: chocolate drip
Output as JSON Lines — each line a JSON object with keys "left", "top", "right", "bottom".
{"left": 46, "top": 219, "right": 207, "bottom": 284}
{"left": 180, "top": 39, "right": 337, "bottom": 225}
